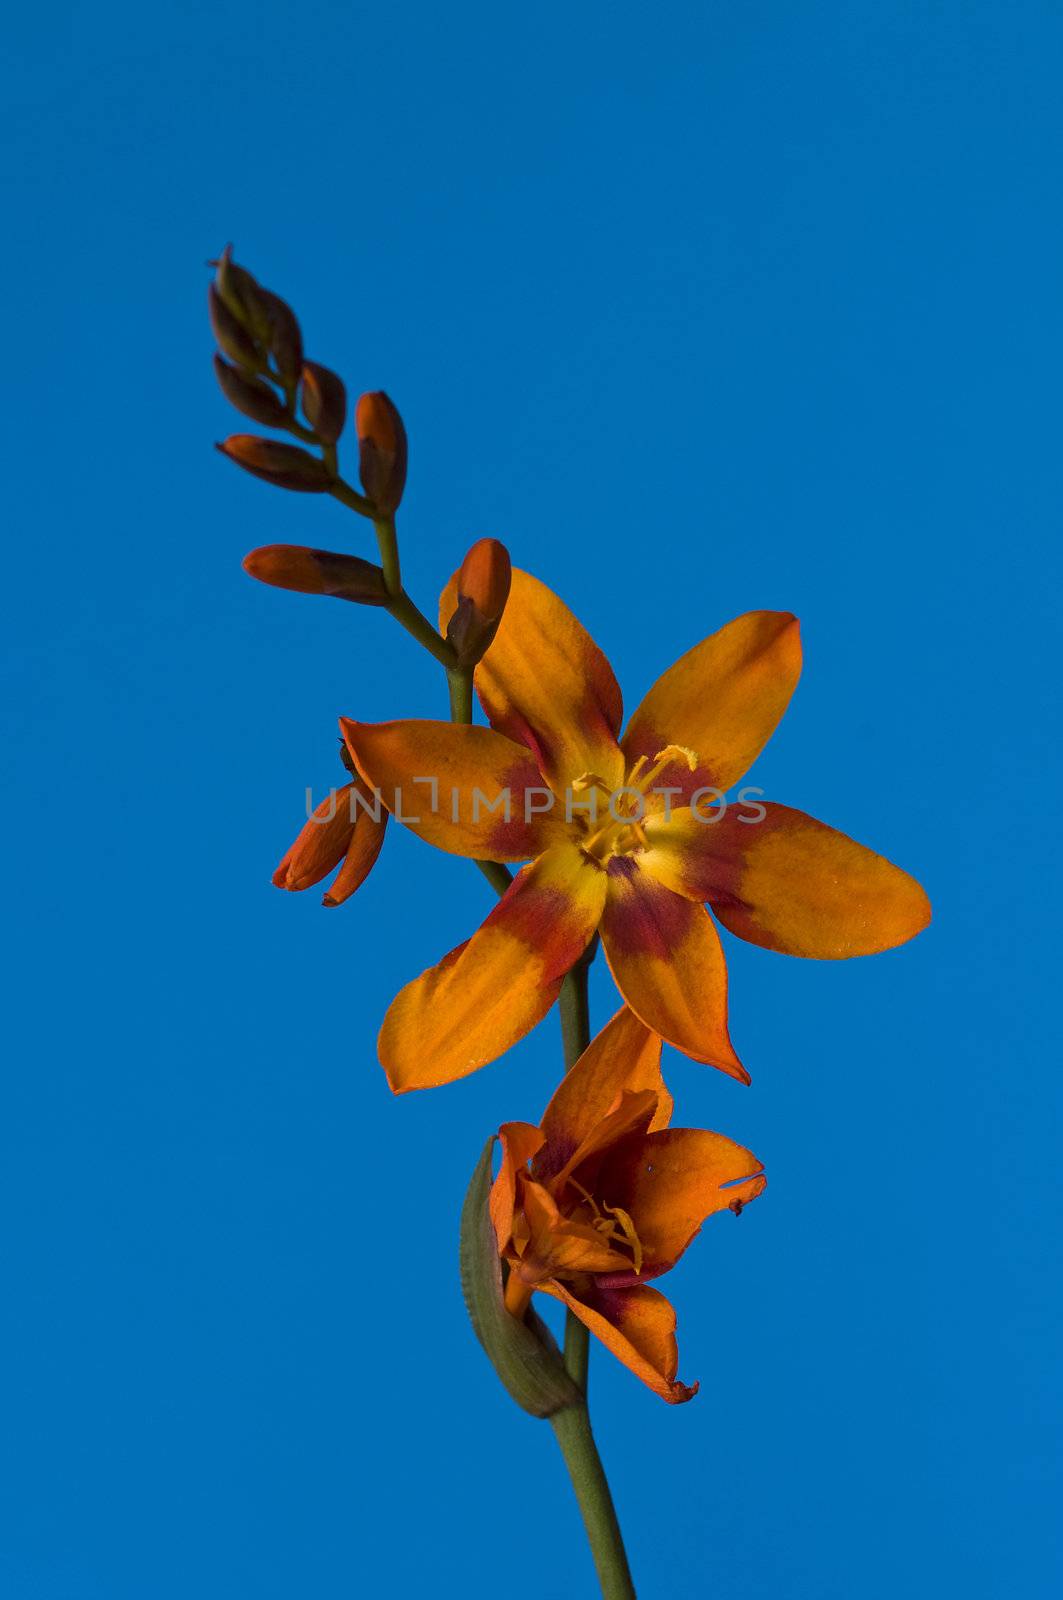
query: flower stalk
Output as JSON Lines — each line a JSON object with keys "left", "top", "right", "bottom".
{"left": 550, "top": 1403, "right": 637, "bottom": 1600}
{"left": 552, "top": 950, "right": 636, "bottom": 1594}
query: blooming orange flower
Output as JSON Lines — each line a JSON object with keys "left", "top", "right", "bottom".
{"left": 273, "top": 777, "right": 387, "bottom": 907}
{"left": 491, "top": 1007, "right": 765, "bottom": 1404}
{"left": 341, "top": 569, "right": 930, "bottom": 1091}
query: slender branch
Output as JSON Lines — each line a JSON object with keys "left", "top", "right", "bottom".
{"left": 389, "top": 589, "right": 458, "bottom": 667}
{"left": 557, "top": 948, "right": 595, "bottom": 1395}
{"left": 328, "top": 476, "right": 378, "bottom": 520}
{"left": 447, "top": 664, "right": 474, "bottom": 722}
{"left": 550, "top": 1404, "right": 637, "bottom": 1600}
{"left": 372, "top": 516, "right": 402, "bottom": 597}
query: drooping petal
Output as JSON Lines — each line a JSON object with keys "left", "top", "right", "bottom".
{"left": 440, "top": 567, "right": 625, "bottom": 794}
{"left": 599, "top": 859, "right": 747, "bottom": 1081}
{"left": 643, "top": 802, "right": 931, "bottom": 957}
{"left": 340, "top": 717, "right": 566, "bottom": 862}
{"left": 490, "top": 1121, "right": 544, "bottom": 1251}
{"left": 534, "top": 1007, "right": 671, "bottom": 1183}
{"left": 622, "top": 611, "right": 801, "bottom": 801}
{"left": 596, "top": 1127, "right": 765, "bottom": 1277}
{"left": 322, "top": 791, "right": 388, "bottom": 905}
{"left": 540, "top": 1279, "right": 697, "bottom": 1404}
{"left": 378, "top": 844, "right": 608, "bottom": 1091}
{"left": 273, "top": 782, "right": 358, "bottom": 891}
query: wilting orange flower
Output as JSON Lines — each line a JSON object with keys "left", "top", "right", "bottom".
{"left": 341, "top": 569, "right": 930, "bottom": 1091}
{"left": 273, "top": 777, "right": 387, "bottom": 907}
{"left": 491, "top": 1007, "right": 765, "bottom": 1404}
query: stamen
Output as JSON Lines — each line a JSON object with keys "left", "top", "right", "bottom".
{"left": 567, "top": 1180, "right": 644, "bottom": 1273}
{"left": 627, "top": 744, "right": 703, "bottom": 798}
{"left": 572, "top": 771, "right": 612, "bottom": 796}
{"left": 567, "top": 1177, "right": 601, "bottom": 1218}
{"left": 603, "top": 1203, "right": 644, "bottom": 1275}
{"left": 653, "top": 744, "right": 699, "bottom": 772}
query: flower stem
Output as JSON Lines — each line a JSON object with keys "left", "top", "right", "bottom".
{"left": 558, "top": 953, "right": 594, "bottom": 1393}
{"left": 328, "top": 492, "right": 631, "bottom": 1591}
{"left": 550, "top": 1403, "right": 637, "bottom": 1600}
{"left": 447, "top": 664, "right": 473, "bottom": 722}
{"left": 388, "top": 587, "right": 456, "bottom": 667}
{"left": 556, "top": 946, "right": 635, "bottom": 1595}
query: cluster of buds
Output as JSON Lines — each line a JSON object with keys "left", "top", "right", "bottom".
{"left": 209, "top": 245, "right": 405, "bottom": 514}
{"left": 211, "top": 248, "right": 511, "bottom": 670}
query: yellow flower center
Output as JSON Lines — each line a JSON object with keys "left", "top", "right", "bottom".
{"left": 573, "top": 744, "right": 699, "bottom": 865}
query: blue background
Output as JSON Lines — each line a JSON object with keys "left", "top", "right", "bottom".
{"left": 3, "top": 3, "right": 1060, "bottom": 1595}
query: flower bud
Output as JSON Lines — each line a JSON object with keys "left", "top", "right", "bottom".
{"left": 446, "top": 538, "right": 512, "bottom": 666}
{"left": 208, "top": 284, "right": 259, "bottom": 370}
{"left": 273, "top": 784, "right": 358, "bottom": 892}
{"left": 300, "top": 362, "right": 347, "bottom": 444}
{"left": 355, "top": 391, "right": 407, "bottom": 513}
{"left": 243, "top": 544, "right": 389, "bottom": 605}
{"left": 213, "top": 355, "right": 288, "bottom": 426}
{"left": 217, "top": 435, "right": 332, "bottom": 492}
{"left": 257, "top": 288, "right": 303, "bottom": 388}
{"left": 212, "top": 244, "right": 270, "bottom": 339}
{"left": 273, "top": 776, "right": 387, "bottom": 907}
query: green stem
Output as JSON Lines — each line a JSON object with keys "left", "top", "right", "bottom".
{"left": 550, "top": 1404, "right": 637, "bottom": 1600}
{"left": 559, "top": 947, "right": 594, "bottom": 1072}
{"left": 328, "top": 476, "right": 378, "bottom": 521}
{"left": 447, "top": 664, "right": 473, "bottom": 722}
{"left": 388, "top": 589, "right": 457, "bottom": 667}
{"left": 372, "top": 516, "right": 402, "bottom": 596}
{"left": 557, "top": 946, "right": 595, "bottom": 1394}
{"left": 447, "top": 662, "right": 516, "bottom": 897}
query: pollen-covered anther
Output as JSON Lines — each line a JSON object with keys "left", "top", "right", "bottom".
{"left": 653, "top": 743, "right": 700, "bottom": 773}
{"left": 568, "top": 1178, "right": 645, "bottom": 1275}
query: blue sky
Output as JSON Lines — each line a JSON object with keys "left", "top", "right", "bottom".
{"left": 3, "top": 2, "right": 1061, "bottom": 1595}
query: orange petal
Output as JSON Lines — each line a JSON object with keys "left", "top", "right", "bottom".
{"left": 622, "top": 611, "right": 801, "bottom": 800}
{"left": 644, "top": 802, "right": 931, "bottom": 957}
{"left": 540, "top": 1279, "right": 697, "bottom": 1404}
{"left": 440, "top": 567, "right": 625, "bottom": 794}
{"left": 321, "top": 780, "right": 387, "bottom": 905}
{"left": 340, "top": 717, "right": 567, "bottom": 862}
{"left": 535, "top": 1007, "right": 672, "bottom": 1183}
{"left": 273, "top": 782, "right": 357, "bottom": 891}
{"left": 378, "top": 844, "right": 608, "bottom": 1091}
{"left": 597, "top": 1127, "right": 765, "bottom": 1275}
{"left": 490, "top": 1121, "right": 544, "bottom": 1251}
{"left": 552, "top": 1089, "right": 661, "bottom": 1191}
{"left": 599, "top": 859, "right": 747, "bottom": 1081}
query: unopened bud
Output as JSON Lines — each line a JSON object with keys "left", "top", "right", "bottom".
{"left": 212, "top": 245, "right": 270, "bottom": 340}
{"left": 217, "top": 435, "right": 332, "bottom": 492}
{"left": 356, "top": 391, "right": 407, "bottom": 514}
{"left": 446, "top": 538, "right": 512, "bottom": 666}
{"left": 258, "top": 289, "right": 303, "bottom": 388}
{"left": 300, "top": 362, "right": 347, "bottom": 444}
{"left": 243, "top": 544, "right": 389, "bottom": 605}
{"left": 208, "top": 284, "right": 259, "bottom": 369}
{"left": 213, "top": 356, "right": 287, "bottom": 426}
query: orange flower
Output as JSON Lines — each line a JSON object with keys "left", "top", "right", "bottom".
{"left": 341, "top": 569, "right": 930, "bottom": 1091}
{"left": 491, "top": 1007, "right": 765, "bottom": 1404}
{"left": 273, "top": 777, "right": 387, "bottom": 907}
